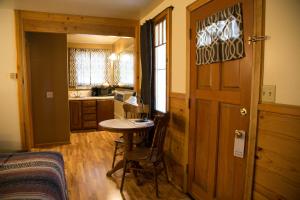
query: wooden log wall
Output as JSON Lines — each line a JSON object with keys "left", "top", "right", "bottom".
{"left": 164, "top": 93, "right": 187, "bottom": 189}
{"left": 253, "top": 103, "right": 300, "bottom": 200}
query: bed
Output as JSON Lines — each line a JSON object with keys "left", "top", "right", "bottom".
{"left": 0, "top": 151, "right": 68, "bottom": 200}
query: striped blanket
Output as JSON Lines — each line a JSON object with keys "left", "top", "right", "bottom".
{"left": 0, "top": 151, "right": 68, "bottom": 200}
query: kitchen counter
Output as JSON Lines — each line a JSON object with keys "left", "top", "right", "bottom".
{"left": 69, "top": 96, "right": 114, "bottom": 101}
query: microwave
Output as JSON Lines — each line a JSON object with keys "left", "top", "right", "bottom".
{"left": 92, "top": 86, "right": 113, "bottom": 96}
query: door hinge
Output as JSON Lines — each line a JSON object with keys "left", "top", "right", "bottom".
{"left": 248, "top": 35, "right": 269, "bottom": 44}
{"left": 189, "top": 28, "right": 192, "bottom": 40}
{"left": 188, "top": 98, "right": 191, "bottom": 109}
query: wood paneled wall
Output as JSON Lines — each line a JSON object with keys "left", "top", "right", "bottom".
{"left": 164, "top": 92, "right": 187, "bottom": 189}
{"left": 253, "top": 103, "right": 300, "bottom": 200}
{"left": 19, "top": 11, "right": 137, "bottom": 37}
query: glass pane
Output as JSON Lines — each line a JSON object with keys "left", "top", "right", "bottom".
{"left": 75, "top": 50, "right": 91, "bottom": 86}
{"left": 155, "top": 24, "right": 159, "bottom": 46}
{"left": 155, "top": 69, "right": 166, "bottom": 113}
{"left": 163, "top": 19, "right": 166, "bottom": 44}
{"left": 154, "top": 18, "right": 168, "bottom": 112}
{"left": 159, "top": 21, "right": 163, "bottom": 45}
{"left": 154, "top": 41, "right": 167, "bottom": 112}
{"left": 119, "top": 52, "right": 134, "bottom": 86}
{"left": 90, "top": 51, "right": 105, "bottom": 85}
{"left": 155, "top": 44, "right": 166, "bottom": 70}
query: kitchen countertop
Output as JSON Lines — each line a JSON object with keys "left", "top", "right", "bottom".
{"left": 69, "top": 96, "right": 114, "bottom": 101}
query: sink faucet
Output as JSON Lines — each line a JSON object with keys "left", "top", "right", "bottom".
{"left": 73, "top": 90, "right": 81, "bottom": 97}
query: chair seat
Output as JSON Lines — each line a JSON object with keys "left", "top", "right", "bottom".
{"left": 126, "top": 148, "right": 160, "bottom": 163}
{"left": 114, "top": 137, "right": 125, "bottom": 143}
{"left": 114, "top": 136, "right": 145, "bottom": 145}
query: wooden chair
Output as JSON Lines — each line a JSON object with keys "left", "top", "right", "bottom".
{"left": 111, "top": 103, "right": 149, "bottom": 168}
{"left": 120, "top": 112, "right": 170, "bottom": 197}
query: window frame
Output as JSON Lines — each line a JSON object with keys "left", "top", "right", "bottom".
{"left": 153, "top": 7, "right": 172, "bottom": 113}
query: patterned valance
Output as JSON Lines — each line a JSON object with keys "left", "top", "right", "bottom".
{"left": 69, "top": 48, "right": 134, "bottom": 87}
{"left": 69, "top": 48, "right": 111, "bottom": 87}
{"left": 196, "top": 3, "right": 245, "bottom": 65}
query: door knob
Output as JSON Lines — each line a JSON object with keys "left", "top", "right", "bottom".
{"left": 240, "top": 107, "right": 247, "bottom": 116}
{"left": 235, "top": 129, "right": 245, "bottom": 138}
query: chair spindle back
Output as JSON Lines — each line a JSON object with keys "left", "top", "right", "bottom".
{"left": 149, "top": 113, "right": 170, "bottom": 161}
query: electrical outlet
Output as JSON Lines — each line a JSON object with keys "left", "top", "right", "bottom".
{"left": 262, "top": 85, "right": 276, "bottom": 102}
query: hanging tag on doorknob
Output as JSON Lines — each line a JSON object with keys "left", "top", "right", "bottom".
{"left": 234, "top": 130, "right": 246, "bottom": 158}
{"left": 240, "top": 107, "right": 247, "bottom": 116}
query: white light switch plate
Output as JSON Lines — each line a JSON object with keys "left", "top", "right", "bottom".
{"left": 262, "top": 85, "right": 276, "bottom": 102}
{"left": 9, "top": 73, "right": 18, "bottom": 79}
{"left": 46, "top": 91, "right": 54, "bottom": 98}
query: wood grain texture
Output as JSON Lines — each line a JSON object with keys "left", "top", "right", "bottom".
{"left": 68, "top": 43, "right": 113, "bottom": 50}
{"left": 69, "top": 101, "right": 82, "bottom": 130}
{"left": 188, "top": 1, "right": 254, "bottom": 199}
{"left": 164, "top": 93, "right": 187, "bottom": 189}
{"left": 254, "top": 106, "right": 300, "bottom": 200}
{"left": 244, "top": 0, "right": 265, "bottom": 198}
{"left": 19, "top": 11, "right": 138, "bottom": 37}
{"left": 258, "top": 103, "right": 300, "bottom": 116}
{"left": 27, "top": 32, "right": 70, "bottom": 146}
{"left": 97, "top": 100, "right": 114, "bottom": 131}
{"left": 15, "top": 11, "right": 27, "bottom": 150}
{"left": 32, "top": 132, "right": 190, "bottom": 200}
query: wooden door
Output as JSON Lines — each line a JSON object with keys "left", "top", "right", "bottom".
{"left": 69, "top": 100, "right": 82, "bottom": 130}
{"left": 188, "top": 0, "right": 253, "bottom": 199}
{"left": 27, "top": 32, "right": 70, "bottom": 146}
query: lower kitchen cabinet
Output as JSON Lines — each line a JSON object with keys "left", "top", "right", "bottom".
{"left": 69, "top": 100, "right": 82, "bottom": 130}
{"left": 69, "top": 99, "right": 114, "bottom": 131}
{"left": 97, "top": 99, "right": 114, "bottom": 130}
{"left": 82, "top": 100, "right": 97, "bottom": 129}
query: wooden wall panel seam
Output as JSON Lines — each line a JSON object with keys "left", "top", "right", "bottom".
{"left": 258, "top": 103, "right": 300, "bottom": 116}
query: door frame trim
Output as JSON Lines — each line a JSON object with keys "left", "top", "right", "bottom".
{"left": 15, "top": 10, "right": 140, "bottom": 149}
{"left": 185, "top": 0, "right": 264, "bottom": 199}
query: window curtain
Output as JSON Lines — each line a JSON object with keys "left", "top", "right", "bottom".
{"left": 69, "top": 48, "right": 112, "bottom": 87}
{"left": 140, "top": 20, "right": 154, "bottom": 115}
{"left": 116, "top": 51, "right": 134, "bottom": 86}
{"left": 196, "top": 3, "right": 245, "bottom": 65}
{"left": 140, "top": 20, "right": 155, "bottom": 147}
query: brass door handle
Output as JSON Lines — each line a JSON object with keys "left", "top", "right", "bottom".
{"left": 240, "top": 107, "right": 247, "bottom": 116}
{"left": 235, "top": 130, "right": 245, "bottom": 138}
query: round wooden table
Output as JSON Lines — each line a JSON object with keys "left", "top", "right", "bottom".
{"left": 99, "top": 119, "right": 154, "bottom": 177}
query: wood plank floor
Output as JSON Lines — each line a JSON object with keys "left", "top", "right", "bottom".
{"left": 32, "top": 131, "right": 190, "bottom": 200}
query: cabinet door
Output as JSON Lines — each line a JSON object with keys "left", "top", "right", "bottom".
{"left": 97, "top": 100, "right": 114, "bottom": 130}
{"left": 69, "top": 101, "right": 82, "bottom": 130}
{"left": 27, "top": 32, "right": 70, "bottom": 145}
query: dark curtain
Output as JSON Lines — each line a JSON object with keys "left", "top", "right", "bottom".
{"left": 140, "top": 20, "right": 154, "bottom": 115}
{"left": 140, "top": 20, "right": 155, "bottom": 147}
